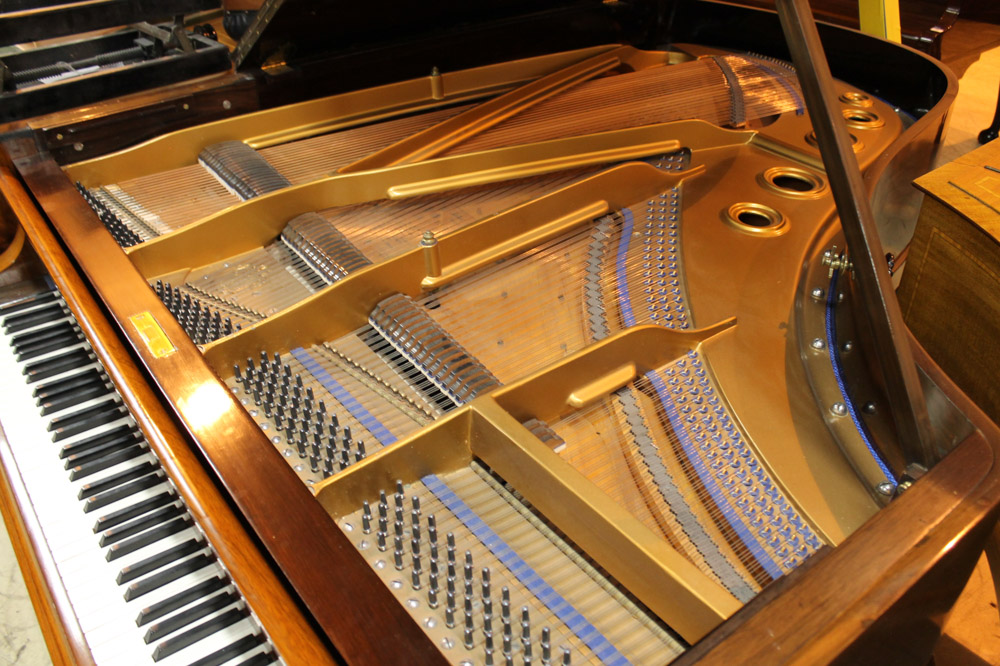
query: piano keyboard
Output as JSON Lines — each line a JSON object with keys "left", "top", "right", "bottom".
{"left": 0, "top": 288, "right": 280, "bottom": 666}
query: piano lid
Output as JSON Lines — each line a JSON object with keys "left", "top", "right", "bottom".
{"left": 232, "top": 0, "right": 648, "bottom": 76}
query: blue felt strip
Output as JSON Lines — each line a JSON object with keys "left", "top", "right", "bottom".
{"left": 646, "top": 370, "right": 784, "bottom": 579}
{"left": 290, "top": 347, "right": 398, "bottom": 446}
{"left": 421, "top": 473, "right": 631, "bottom": 665}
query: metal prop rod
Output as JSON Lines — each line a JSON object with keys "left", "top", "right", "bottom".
{"left": 774, "top": 0, "right": 934, "bottom": 469}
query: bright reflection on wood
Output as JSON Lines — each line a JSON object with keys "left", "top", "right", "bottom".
{"left": 179, "top": 381, "right": 233, "bottom": 431}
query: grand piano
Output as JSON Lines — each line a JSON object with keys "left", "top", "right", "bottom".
{"left": 2, "top": 0, "right": 999, "bottom": 664}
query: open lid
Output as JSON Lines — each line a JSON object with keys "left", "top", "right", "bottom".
{"left": 0, "top": 0, "right": 219, "bottom": 47}
{"left": 232, "top": 0, "right": 645, "bottom": 73}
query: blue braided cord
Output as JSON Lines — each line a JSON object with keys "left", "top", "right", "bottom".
{"left": 614, "top": 205, "right": 779, "bottom": 578}
{"left": 290, "top": 347, "right": 398, "bottom": 447}
{"left": 422, "top": 474, "right": 631, "bottom": 665}
{"left": 616, "top": 208, "right": 638, "bottom": 327}
{"left": 646, "top": 370, "right": 785, "bottom": 579}
{"left": 824, "top": 270, "right": 896, "bottom": 485}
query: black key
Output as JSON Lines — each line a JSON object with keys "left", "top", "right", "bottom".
{"left": 84, "top": 471, "right": 165, "bottom": 513}
{"left": 18, "top": 334, "right": 83, "bottom": 362}
{"left": 34, "top": 367, "right": 102, "bottom": 399}
{"left": 78, "top": 460, "right": 158, "bottom": 500}
{"left": 11, "top": 320, "right": 75, "bottom": 349}
{"left": 189, "top": 633, "right": 264, "bottom": 666}
{"left": 3, "top": 303, "right": 66, "bottom": 333}
{"left": 23, "top": 348, "right": 93, "bottom": 382}
{"left": 150, "top": 605, "right": 246, "bottom": 661}
{"left": 143, "top": 590, "right": 237, "bottom": 643}
{"left": 124, "top": 553, "right": 216, "bottom": 602}
{"left": 66, "top": 431, "right": 145, "bottom": 469}
{"left": 43, "top": 380, "right": 110, "bottom": 416}
{"left": 49, "top": 397, "right": 127, "bottom": 441}
{"left": 36, "top": 368, "right": 103, "bottom": 401}
{"left": 46, "top": 396, "right": 119, "bottom": 430}
{"left": 0, "top": 290, "right": 57, "bottom": 315}
{"left": 14, "top": 323, "right": 82, "bottom": 361}
{"left": 99, "top": 503, "right": 184, "bottom": 547}
{"left": 106, "top": 514, "right": 191, "bottom": 560}
{"left": 235, "top": 649, "right": 277, "bottom": 666}
{"left": 60, "top": 423, "right": 138, "bottom": 459}
{"left": 68, "top": 442, "right": 147, "bottom": 480}
{"left": 95, "top": 490, "right": 177, "bottom": 533}
{"left": 117, "top": 538, "right": 205, "bottom": 584}
{"left": 136, "top": 575, "right": 229, "bottom": 626}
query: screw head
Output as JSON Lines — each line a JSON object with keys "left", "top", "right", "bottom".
{"left": 810, "top": 287, "right": 825, "bottom": 301}
{"left": 841, "top": 340, "right": 854, "bottom": 353}
{"left": 811, "top": 338, "right": 826, "bottom": 350}
{"left": 222, "top": 99, "right": 232, "bottom": 110}
{"left": 876, "top": 482, "right": 895, "bottom": 496}
{"left": 863, "top": 402, "right": 876, "bottom": 414}
{"left": 830, "top": 402, "right": 847, "bottom": 416}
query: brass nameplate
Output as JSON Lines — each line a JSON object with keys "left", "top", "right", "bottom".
{"left": 129, "top": 312, "right": 176, "bottom": 359}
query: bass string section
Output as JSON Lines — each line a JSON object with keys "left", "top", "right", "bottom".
{"left": 80, "top": 53, "right": 803, "bottom": 246}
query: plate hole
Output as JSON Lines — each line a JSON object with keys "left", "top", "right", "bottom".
{"left": 738, "top": 210, "right": 772, "bottom": 227}
{"left": 839, "top": 91, "right": 871, "bottom": 106}
{"left": 761, "top": 167, "right": 826, "bottom": 197}
{"left": 841, "top": 108, "right": 884, "bottom": 129}
{"left": 725, "top": 203, "right": 787, "bottom": 236}
{"left": 773, "top": 174, "right": 813, "bottom": 192}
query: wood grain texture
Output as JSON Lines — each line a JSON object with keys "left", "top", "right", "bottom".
{"left": 4, "top": 137, "right": 445, "bottom": 664}
{"left": 901, "top": 139, "right": 1000, "bottom": 423}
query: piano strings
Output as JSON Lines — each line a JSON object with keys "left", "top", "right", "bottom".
{"left": 336, "top": 465, "right": 687, "bottom": 664}
{"left": 80, "top": 54, "right": 804, "bottom": 245}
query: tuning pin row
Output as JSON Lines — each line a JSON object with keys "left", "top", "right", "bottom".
{"left": 368, "top": 480, "right": 572, "bottom": 664}
{"left": 153, "top": 280, "right": 235, "bottom": 344}
{"left": 235, "top": 350, "right": 368, "bottom": 478}
{"left": 76, "top": 183, "right": 142, "bottom": 248}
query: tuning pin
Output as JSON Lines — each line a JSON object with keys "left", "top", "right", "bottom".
{"left": 361, "top": 501, "right": 372, "bottom": 534}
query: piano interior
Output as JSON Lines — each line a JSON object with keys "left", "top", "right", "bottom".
{"left": 2, "top": 1, "right": 1000, "bottom": 664}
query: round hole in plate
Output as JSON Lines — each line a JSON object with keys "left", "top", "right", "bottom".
{"left": 724, "top": 203, "right": 788, "bottom": 236}
{"left": 760, "top": 166, "right": 826, "bottom": 198}
{"left": 806, "top": 130, "right": 863, "bottom": 153}
{"left": 842, "top": 108, "right": 884, "bottom": 129}
{"left": 738, "top": 210, "right": 771, "bottom": 226}
{"left": 839, "top": 91, "right": 872, "bottom": 107}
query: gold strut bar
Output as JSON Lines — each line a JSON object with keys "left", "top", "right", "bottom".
{"left": 339, "top": 46, "right": 654, "bottom": 173}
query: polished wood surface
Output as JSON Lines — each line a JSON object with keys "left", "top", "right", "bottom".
{"left": 2, "top": 72, "right": 259, "bottom": 165}
{"left": 723, "top": 0, "right": 960, "bottom": 56}
{"left": 900, "top": 138, "right": 1000, "bottom": 423}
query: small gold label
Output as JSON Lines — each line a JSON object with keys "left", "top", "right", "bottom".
{"left": 129, "top": 311, "right": 176, "bottom": 359}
